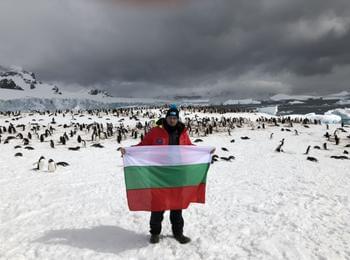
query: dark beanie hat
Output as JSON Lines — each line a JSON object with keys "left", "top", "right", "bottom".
{"left": 166, "top": 104, "right": 179, "bottom": 118}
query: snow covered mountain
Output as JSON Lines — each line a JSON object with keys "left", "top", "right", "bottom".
{"left": 0, "top": 66, "right": 166, "bottom": 111}
{"left": 270, "top": 91, "right": 350, "bottom": 101}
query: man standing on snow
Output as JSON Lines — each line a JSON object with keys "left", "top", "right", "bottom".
{"left": 121, "top": 105, "right": 214, "bottom": 244}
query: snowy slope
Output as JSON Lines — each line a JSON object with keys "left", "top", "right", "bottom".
{"left": 1, "top": 110, "right": 350, "bottom": 259}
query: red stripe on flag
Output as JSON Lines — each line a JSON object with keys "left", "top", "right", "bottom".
{"left": 126, "top": 184, "right": 206, "bottom": 211}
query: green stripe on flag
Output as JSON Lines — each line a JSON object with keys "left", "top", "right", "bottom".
{"left": 124, "top": 163, "right": 209, "bottom": 190}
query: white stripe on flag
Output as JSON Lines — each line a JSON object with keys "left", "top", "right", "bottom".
{"left": 124, "top": 145, "right": 213, "bottom": 167}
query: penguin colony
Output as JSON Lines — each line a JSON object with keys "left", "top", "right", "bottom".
{"left": 0, "top": 106, "right": 349, "bottom": 173}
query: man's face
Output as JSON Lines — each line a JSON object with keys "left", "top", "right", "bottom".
{"left": 166, "top": 116, "right": 178, "bottom": 127}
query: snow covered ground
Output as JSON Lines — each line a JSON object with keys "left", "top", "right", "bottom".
{"left": 1, "top": 111, "right": 350, "bottom": 259}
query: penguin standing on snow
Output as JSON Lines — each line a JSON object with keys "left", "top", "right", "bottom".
{"left": 48, "top": 159, "right": 57, "bottom": 172}
{"left": 35, "top": 156, "right": 45, "bottom": 170}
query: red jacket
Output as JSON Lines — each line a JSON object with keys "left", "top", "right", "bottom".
{"left": 137, "top": 121, "right": 192, "bottom": 146}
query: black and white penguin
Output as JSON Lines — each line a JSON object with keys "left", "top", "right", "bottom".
{"left": 91, "top": 143, "right": 104, "bottom": 148}
{"left": 304, "top": 145, "right": 311, "bottom": 155}
{"left": 57, "top": 161, "right": 69, "bottom": 167}
{"left": 50, "top": 140, "right": 55, "bottom": 149}
{"left": 275, "top": 139, "right": 285, "bottom": 152}
{"left": 307, "top": 156, "right": 318, "bottom": 162}
{"left": 48, "top": 159, "right": 56, "bottom": 172}
{"left": 220, "top": 155, "right": 235, "bottom": 161}
{"left": 23, "top": 138, "right": 30, "bottom": 146}
{"left": 68, "top": 146, "right": 80, "bottom": 151}
{"left": 323, "top": 142, "right": 328, "bottom": 150}
{"left": 35, "top": 156, "right": 45, "bottom": 170}
{"left": 335, "top": 134, "right": 340, "bottom": 145}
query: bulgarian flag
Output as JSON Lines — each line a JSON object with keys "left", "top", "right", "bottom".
{"left": 123, "top": 145, "right": 213, "bottom": 211}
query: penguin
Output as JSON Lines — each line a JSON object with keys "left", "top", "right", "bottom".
{"left": 35, "top": 156, "right": 45, "bottom": 170}
{"left": 241, "top": 136, "right": 250, "bottom": 140}
{"left": 275, "top": 139, "right": 285, "bottom": 153}
{"left": 221, "top": 147, "right": 229, "bottom": 152}
{"left": 211, "top": 154, "right": 219, "bottom": 161}
{"left": 57, "top": 161, "right": 69, "bottom": 167}
{"left": 307, "top": 156, "right": 318, "bottom": 162}
{"left": 230, "top": 139, "right": 235, "bottom": 143}
{"left": 323, "top": 143, "right": 328, "bottom": 150}
{"left": 330, "top": 155, "right": 349, "bottom": 160}
{"left": 50, "top": 140, "right": 55, "bottom": 149}
{"left": 23, "top": 138, "right": 30, "bottom": 146}
{"left": 14, "top": 152, "right": 23, "bottom": 157}
{"left": 313, "top": 146, "right": 321, "bottom": 150}
{"left": 335, "top": 135, "right": 340, "bottom": 145}
{"left": 194, "top": 139, "right": 203, "bottom": 143}
{"left": 60, "top": 136, "right": 66, "bottom": 145}
{"left": 48, "top": 159, "right": 56, "bottom": 172}
{"left": 91, "top": 143, "right": 104, "bottom": 148}
{"left": 68, "top": 146, "right": 80, "bottom": 151}
{"left": 211, "top": 158, "right": 218, "bottom": 164}
{"left": 220, "top": 155, "right": 235, "bottom": 161}
{"left": 270, "top": 133, "right": 274, "bottom": 139}
{"left": 304, "top": 145, "right": 311, "bottom": 155}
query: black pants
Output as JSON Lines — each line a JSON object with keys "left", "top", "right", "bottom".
{"left": 150, "top": 210, "right": 184, "bottom": 236}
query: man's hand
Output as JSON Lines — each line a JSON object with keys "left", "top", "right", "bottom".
{"left": 210, "top": 148, "right": 216, "bottom": 154}
{"left": 118, "top": 147, "right": 126, "bottom": 157}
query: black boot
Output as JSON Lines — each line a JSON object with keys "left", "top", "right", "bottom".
{"left": 174, "top": 234, "right": 191, "bottom": 244}
{"left": 150, "top": 234, "right": 160, "bottom": 244}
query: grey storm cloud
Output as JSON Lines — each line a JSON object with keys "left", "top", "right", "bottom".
{"left": 0, "top": 0, "right": 350, "bottom": 98}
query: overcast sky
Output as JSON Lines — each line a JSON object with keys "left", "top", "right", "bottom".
{"left": 1, "top": 0, "right": 350, "bottom": 99}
